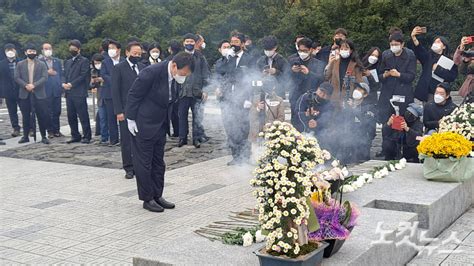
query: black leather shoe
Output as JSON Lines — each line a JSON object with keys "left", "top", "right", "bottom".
{"left": 178, "top": 139, "right": 187, "bottom": 147}
{"left": 143, "top": 200, "right": 164, "bottom": 212}
{"left": 193, "top": 140, "right": 201, "bottom": 148}
{"left": 155, "top": 197, "right": 175, "bottom": 209}
{"left": 67, "top": 138, "right": 81, "bottom": 144}
{"left": 109, "top": 141, "right": 120, "bottom": 146}
{"left": 18, "top": 137, "right": 29, "bottom": 144}
{"left": 199, "top": 136, "right": 210, "bottom": 143}
{"left": 125, "top": 172, "right": 134, "bottom": 179}
{"left": 41, "top": 138, "right": 50, "bottom": 144}
{"left": 81, "top": 139, "right": 91, "bottom": 144}
{"left": 11, "top": 129, "right": 20, "bottom": 137}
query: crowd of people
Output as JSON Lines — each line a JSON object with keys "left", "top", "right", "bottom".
{"left": 0, "top": 28, "right": 473, "bottom": 173}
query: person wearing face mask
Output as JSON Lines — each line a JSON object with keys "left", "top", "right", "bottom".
{"left": 62, "top": 39, "right": 92, "bottom": 144}
{"left": 14, "top": 43, "right": 50, "bottom": 144}
{"left": 256, "top": 35, "right": 289, "bottom": 99}
{"left": 111, "top": 42, "right": 146, "bottom": 179}
{"left": 146, "top": 42, "right": 163, "bottom": 66}
{"left": 411, "top": 26, "right": 458, "bottom": 103}
{"left": 343, "top": 82, "right": 376, "bottom": 163}
{"left": 99, "top": 39, "right": 124, "bottom": 146}
{"left": 325, "top": 39, "right": 364, "bottom": 110}
{"left": 289, "top": 37, "right": 325, "bottom": 128}
{"left": 377, "top": 32, "right": 417, "bottom": 125}
{"left": 423, "top": 82, "right": 457, "bottom": 134}
{"left": 165, "top": 40, "right": 182, "bottom": 61}
{"left": 213, "top": 40, "right": 231, "bottom": 102}
{"left": 40, "top": 42, "right": 63, "bottom": 138}
{"left": 178, "top": 33, "right": 210, "bottom": 148}
{"left": 125, "top": 52, "right": 194, "bottom": 212}
{"left": 0, "top": 43, "right": 22, "bottom": 137}
{"left": 382, "top": 103, "right": 423, "bottom": 162}
{"left": 194, "top": 34, "right": 206, "bottom": 52}
{"left": 318, "top": 28, "right": 348, "bottom": 64}
{"left": 361, "top": 47, "right": 382, "bottom": 105}
{"left": 217, "top": 32, "right": 255, "bottom": 165}
{"left": 454, "top": 36, "right": 474, "bottom": 103}
{"left": 295, "top": 82, "right": 335, "bottom": 150}
{"left": 89, "top": 53, "right": 106, "bottom": 144}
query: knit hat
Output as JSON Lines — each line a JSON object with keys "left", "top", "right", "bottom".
{"left": 406, "top": 103, "right": 423, "bottom": 118}
{"left": 318, "top": 82, "right": 334, "bottom": 96}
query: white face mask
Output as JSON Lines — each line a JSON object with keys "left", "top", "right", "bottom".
{"left": 174, "top": 74, "right": 186, "bottom": 84}
{"left": 94, "top": 64, "right": 102, "bottom": 70}
{"left": 431, "top": 43, "right": 443, "bottom": 54}
{"left": 5, "top": 51, "right": 15, "bottom": 58}
{"left": 201, "top": 42, "right": 206, "bottom": 49}
{"left": 434, "top": 94, "right": 445, "bottom": 104}
{"left": 150, "top": 52, "right": 160, "bottom": 59}
{"left": 298, "top": 51, "right": 309, "bottom": 60}
{"left": 43, "top": 50, "right": 53, "bottom": 57}
{"left": 368, "top": 55, "right": 378, "bottom": 64}
{"left": 264, "top": 50, "right": 275, "bottom": 57}
{"left": 108, "top": 49, "right": 117, "bottom": 58}
{"left": 340, "top": 50, "right": 350, "bottom": 59}
{"left": 390, "top": 45, "right": 402, "bottom": 54}
{"left": 352, "top": 90, "right": 363, "bottom": 100}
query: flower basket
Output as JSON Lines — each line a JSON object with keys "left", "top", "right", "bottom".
{"left": 422, "top": 156, "right": 474, "bottom": 182}
{"left": 254, "top": 242, "right": 328, "bottom": 266}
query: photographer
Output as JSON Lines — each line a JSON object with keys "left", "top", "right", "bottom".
{"left": 454, "top": 36, "right": 474, "bottom": 103}
{"left": 295, "top": 82, "right": 334, "bottom": 150}
{"left": 90, "top": 53, "right": 106, "bottom": 144}
{"left": 382, "top": 103, "right": 423, "bottom": 162}
{"left": 256, "top": 35, "right": 289, "bottom": 99}
{"left": 289, "top": 37, "right": 325, "bottom": 129}
{"left": 411, "top": 26, "right": 458, "bottom": 103}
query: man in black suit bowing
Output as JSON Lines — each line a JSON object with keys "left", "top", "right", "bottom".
{"left": 126, "top": 52, "right": 194, "bottom": 212}
{"left": 112, "top": 41, "right": 146, "bottom": 180}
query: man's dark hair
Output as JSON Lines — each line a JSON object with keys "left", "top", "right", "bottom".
{"left": 218, "top": 39, "right": 230, "bottom": 49}
{"left": 389, "top": 27, "right": 402, "bottom": 36}
{"left": 25, "top": 43, "right": 37, "bottom": 51}
{"left": 311, "top": 40, "right": 321, "bottom": 48}
{"left": 172, "top": 52, "right": 195, "bottom": 71}
{"left": 261, "top": 35, "right": 278, "bottom": 50}
{"left": 437, "top": 82, "right": 451, "bottom": 94}
{"left": 231, "top": 32, "right": 246, "bottom": 43}
{"left": 108, "top": 39, "right": 122, "bottom": 49}
{"left": 101, "top": 38, "right": 110, "bottom": 51}
{"left": 126, "top": 41, "right": 143, "bottom": 52}
{"left": 389, "top": 32, "right": 404, "bottom": 43}
{"left": 148, "top": 42, "right": 162, "bottom": 53}
{"left": 297, "top": 37, "right": 313, "bottom": 49}
{"left": 169, "top": 39, "right": 182, "bottom": 55}
{"left": 69, "top": 39, "right": 81, "bottom": 49}
{"left": 294, "top": 34, "right": 306, "bottom": 42}
{"left": 127, "top": 36, "right": 141, "bottom": 43}
{"left": 92, "top": 53, "right": 105, "bottom": 62}
{"left": 334, "top": 28, "right": 348, "bottom": 37}
{"left": 183, "top": 33, "right": 198, "bottom": 42}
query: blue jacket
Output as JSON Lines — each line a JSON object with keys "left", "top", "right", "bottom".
{"left": 100, "top": 56, "right": 125, "bottom": 100}
{"left": 41, "top": 57, "right": 63, "bottom": 98}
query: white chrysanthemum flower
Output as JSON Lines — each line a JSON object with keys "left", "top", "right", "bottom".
{"left": 242, "top": 232, "right": 253, "bottom": 247}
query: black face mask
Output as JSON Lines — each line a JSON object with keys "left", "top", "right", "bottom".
{"left": 129, "top": 56, "right": 141, "bottom": 64}
{"left": 334, "top": 38, "right": 343, "bottom": 46}
{"left": 404, "top": 111, "right": 417, "bottom": 123}
{"left": 70, "top": 50, "right": 78, "bottom": 57}
{"left": 232, "top": 45, "right": 241, "bottom": 53}
{"left": 27, "top": 53, "right": 37, "bottom": 60}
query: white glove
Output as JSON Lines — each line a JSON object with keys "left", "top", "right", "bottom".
{"left": 127, "top": 119, "right": 138, "bottom": 136}
{"left": 243, "top": 100, "right": 252, "bottom": 109}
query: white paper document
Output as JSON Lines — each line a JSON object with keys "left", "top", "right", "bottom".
{"left": 432, "top": 55, "right": 454, "bottom": 82}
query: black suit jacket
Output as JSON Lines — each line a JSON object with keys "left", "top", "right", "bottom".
{"left": 219, "top": 51, "right": 254, "bottom": 104}
{"left": 111, "top": 60, "right": 146, "bottom": 115}
{"left": 0, "top": 58, "right": 20, "bottom": 99}
{"left": 126, "top": 61, "right": 170, "bottom": 140}
{"left": 63, "top": 55, "right": 90, "bottom": 98}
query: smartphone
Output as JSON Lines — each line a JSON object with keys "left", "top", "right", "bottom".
{"left": 420, "top": 27, "right": 427, "bottom": 33}
{"left": 466, "top": 36, "right": 474, "bottom": 44}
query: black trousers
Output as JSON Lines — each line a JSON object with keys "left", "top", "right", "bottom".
{"left": 19, "top": 94, "right": 50, "bottom": 138}
{"left": 170, "top": 100, "right": 179, "bottom": 136}
{"left": 48, "top": 96, "right": 62, "bottom": 133}
{"left": 104, "top": 98, "right": 119, "bottom": 143}
{"left": 66, "top": 96, "right": 91, "bottom": 140}
{"left": 5, "top": 96, "right": 20, "bottom": 131}
{"left": 131, "top": 125, "right": 167, "bottom": 202}
{"left": 119, "top": 120, "right": 133, "bottom": 174}
{"left": 178, "top": 97, "right": 200, "bottom": 141}
{"left": 221, "top": 101, "right": 250, "bottom": 161}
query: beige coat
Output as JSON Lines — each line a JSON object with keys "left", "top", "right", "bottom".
{"left": 325, "top": 59, "right": 364, "bottom": 109}
{"left": 249, "top": 93, "right": 285, "bottom": 141}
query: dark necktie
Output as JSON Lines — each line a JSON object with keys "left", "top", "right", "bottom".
{"left": 170, "top": 79, "right": 177, "bottom": 103}
{"left": 132, "top": 64, "right": 137, "bottom": 74}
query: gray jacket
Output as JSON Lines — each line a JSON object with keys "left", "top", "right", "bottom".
{"left": 14, "top": 58, "right": 48, "bottom": 100}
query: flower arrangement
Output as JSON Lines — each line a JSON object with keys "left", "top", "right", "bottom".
{"left": 438, "top": 103, "right": 474, "bottom": 140}
{"left": 250, "top": 121, "right": 331, "bottom": 257}
{"left": 417, "top": 132, "right": 472, "bottom": 159}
